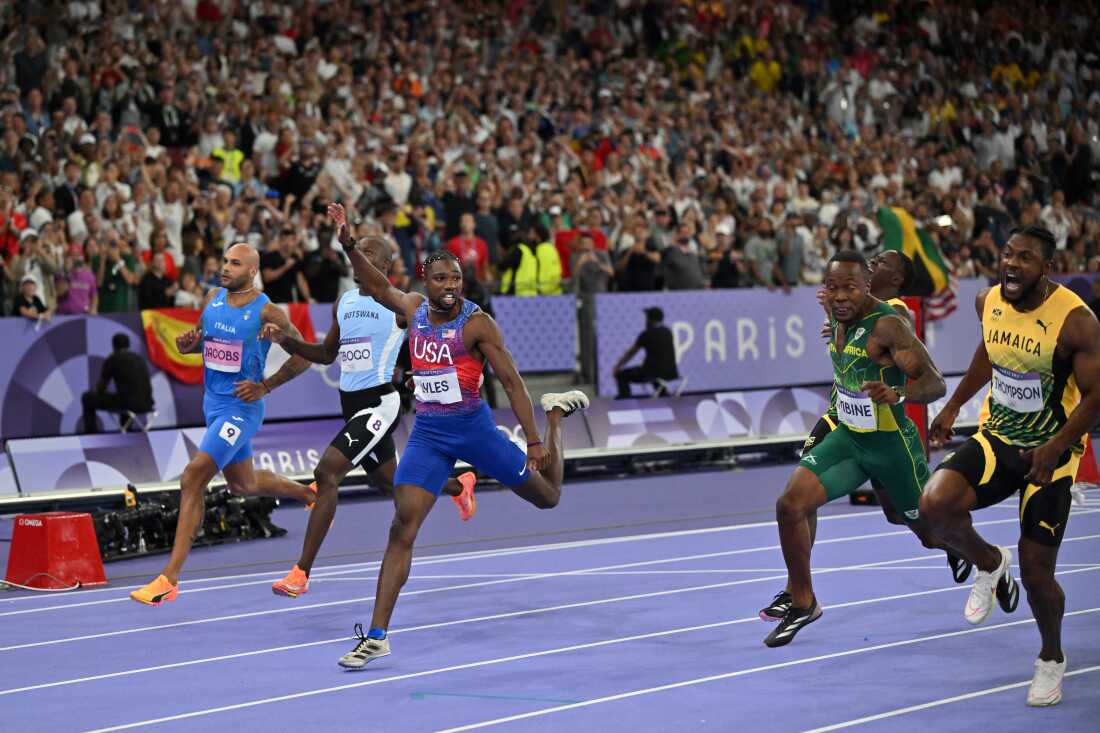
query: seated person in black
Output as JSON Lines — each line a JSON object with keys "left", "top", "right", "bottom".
{"left": 81, "top": 333, "right": 155, "bottom": 433}
{"left": 612, "top": 307, "right": 680, "bottom": 398}
{"left": 13, "top": 276, "right": 48, "bottom": 320}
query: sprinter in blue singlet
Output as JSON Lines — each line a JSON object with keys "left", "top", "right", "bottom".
{"left": 261, "top": 235, "right": 476, "bottom": 599}
{"left": 131, "top": 243, "right": 318, "bottom": 606}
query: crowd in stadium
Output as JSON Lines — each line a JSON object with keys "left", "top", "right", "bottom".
{"left": 0, "top": 0, "right": 1098, "bottom": 319}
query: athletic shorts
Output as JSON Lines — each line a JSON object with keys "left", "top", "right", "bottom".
{"left": 937, "top": 429, "right": 1080, "bottom": 547}
{"left": 199, "top": 401, "right": 264, "bottom": 471}
{"left": 394, "top": 402, "right": 530, "bottom": 496}
{"left": 330, "top": 386, "right": 401, "bottom": 471}
{"left": 803, "top": 414, "right": 886, "bottom": 493}
{"left": 799, "top": 419, "right": 929, "bottom": 520}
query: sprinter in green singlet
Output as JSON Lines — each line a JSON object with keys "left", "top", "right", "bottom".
{"left": 763, "top": 250, "right": 955, "bottom": 648}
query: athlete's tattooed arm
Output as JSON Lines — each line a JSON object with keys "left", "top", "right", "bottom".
{"left": 1024, "top": 306, "right": 1100, "bottom": 484}
{"left": 235, "top": 303, "right": 312, "bottom": 402}
{"left": 867, "top": 314, "right": 946, "bottom": 404}
{"left": 261, "top": 301, "right": 340, "bottom": 365}
{"left": 930, "top": 288, "right": 993, "bottom": 446}
{"left": 466, "top": 312, "right": 546, "bottom": 468}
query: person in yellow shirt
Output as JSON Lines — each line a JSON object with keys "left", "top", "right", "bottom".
{"left": 750, "top": 49, "right": 781, "bottom": 94}
{"left": 212, "top": 129, "right": 245, "bottom": 184}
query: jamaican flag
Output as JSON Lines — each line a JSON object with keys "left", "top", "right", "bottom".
{"left": 876, "top": 206, "right": 957, "bottom": 320}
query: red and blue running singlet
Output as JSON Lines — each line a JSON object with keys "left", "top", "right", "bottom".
{"left": 409, "top": 299, "right": 484, "bottom": 415}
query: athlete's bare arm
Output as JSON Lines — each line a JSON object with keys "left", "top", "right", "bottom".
{"left": 866, "top": 314, "right": 945, "bottom": 404}
{"left": 930, "top": 287, "right": 993, "bottom": 446}
{"left": 328, "top": 203, "right": 422, "bottom": 321}
{"left": 176, "top": 288, "right": 220, "bottom": 354}
{"left": 261, "top": 301, "right": 340, "bottom": 365}
{"left": 466, "top": 312, "right": 546, "bottom": 467}
{"left": 234, "top": 303, "right": 312, "bottom": 402}
{"left": 1024, "top": 306, "right": 1100, "bottom": 484}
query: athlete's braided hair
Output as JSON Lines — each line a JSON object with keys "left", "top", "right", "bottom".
{"left": 1010, "top": 225, "right": 1057, "bottom": 262}
{"left": 423, "top": 250, "right": 461, "bottom": 275}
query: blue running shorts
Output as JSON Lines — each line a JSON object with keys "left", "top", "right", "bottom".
{"left": 395, "top": 403, "right": 530, "bottom": 495}
{"left": 199, "top": 400, "right": 264, "bottom": 470}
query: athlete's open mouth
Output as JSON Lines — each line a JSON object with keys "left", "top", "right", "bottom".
{"left": 440, "top": 293, "right": 456, "bottom": 306}
{"left": 1003, "top": 271, "right": 1022, "bottom": 295}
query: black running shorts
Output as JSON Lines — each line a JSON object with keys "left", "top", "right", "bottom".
{"left": 937, "top": 429, "right": 1079, "bottom": 546}
{"left": 331, "top": 385, "right": 401, "bottom": 471}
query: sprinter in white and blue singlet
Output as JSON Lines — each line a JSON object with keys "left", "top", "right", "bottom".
{"left": 131, "top": 243, "right": 318, "bottom": 606}
{"left": 324, "top": 202, "right": 589, "bottom": 670}
{"left": 261, "top": 234, "right": 477, "bottom": 599}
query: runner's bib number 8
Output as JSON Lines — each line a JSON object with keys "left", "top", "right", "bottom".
{"left": 836, "top": 385, "right": 877, "bottom": 430}
{"left": 990, "top": 364, "right": 1044, "bottom": 413}
{"left": 413, "top": 368, "right": 462, "bottom": 405}
{"left": 204, "top": 337, "right": 243, "bottom": 373}
{"left": 339, "top": 336, "right": 374, "bottom": 372}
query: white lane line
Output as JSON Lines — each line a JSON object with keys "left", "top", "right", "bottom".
{"left": 0, "top": 508, "right": 891, "bottom": 606}
{"left": 802, "top": 665, "right": 1100, "bottom": 732}
{"left": 0, "top": 554, "right": 948, "bottom": 696}
{"left": 0, "top": 508, "right": 905, "bottom": 611}
{"left": 14, "top": 504, "right": 1100, "bottom": 609}
{"left": 432, "top": 604, "right": 1100, "bottom": 733}
{"left": 6, "top": 510, "right": 1078, "bottom": 621}
{"left": 83, "top": 595, "right": 1100, "bottom": 732}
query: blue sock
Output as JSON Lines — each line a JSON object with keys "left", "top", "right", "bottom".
{"left": 367, "top": 627, "right": 387, "bottom": 640}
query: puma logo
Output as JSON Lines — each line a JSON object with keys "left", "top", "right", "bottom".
{"left": 1036, "top": 318, "right": 1050, "bottom": 334}
{"left": 1038, "top": 520, "right": 1061, "bottom": 537}
{"left": 345, "top": 432, "right": 359, "bottom": 447}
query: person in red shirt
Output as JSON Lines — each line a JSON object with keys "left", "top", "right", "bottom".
{"left": 446, "top": 213, "right": 489, "bottom": 283}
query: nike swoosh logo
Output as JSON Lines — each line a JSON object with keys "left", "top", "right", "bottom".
{"left": 210, "top": 302, "right": 223, "bottom": 307}
{"left": 151, "top": 590, "right": 173, "bottom": 603}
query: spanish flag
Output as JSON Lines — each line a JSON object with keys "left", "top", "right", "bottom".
{"left": 142, "top": 304, "right": 316, "bottom": 385}
{"left": 877, "top": 206, "right": 957, "bottom": 320}
{"left": 142, "top": 308, "right": 203, "bottom": 384}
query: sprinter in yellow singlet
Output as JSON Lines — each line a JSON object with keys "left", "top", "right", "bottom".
{"left": 924, "top": 225, "right": 1100, "bottom": 707}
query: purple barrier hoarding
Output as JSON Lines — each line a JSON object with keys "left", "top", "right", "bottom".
{"left": 0, "top": 300, "right": 568, "bottom": 441}
{"left": 0, "top": 451, "right": 16, "bottom": 496}
{"left": 595, "top": 289, "right": 831, "bottom": 397}
{"left": 491, "top": 295, "right": 576, "bottom": 372}
{"left": 584, "top": 387, "right": 830, "bottom": 449}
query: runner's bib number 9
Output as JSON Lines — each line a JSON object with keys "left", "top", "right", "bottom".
{"left": 413, "top": 368, "right": 462, "bottom": 405}
{"left": 204, "top": 337, "right": 243, "bottom": 373}
{"left": 339, "top": 336, "right": 374, "bottom": 372}
{"left": 836, "top": 385, "right": 877, "bottom": 430}
{"left": 991, "top": 364, "right": 1044, "bottom": 413}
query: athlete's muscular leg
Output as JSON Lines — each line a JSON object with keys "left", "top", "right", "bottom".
{"left": 784, "top": 511, "right": 819, "bottom": 595}
{"left": 161, "top": 452, "right": 219, "bottom": 584}
{"left": 777, "top": 467, "right": 829, "bottom": 608}
{"left": 509, "top": 407, "right": 564, "bottom": 509}
{"left": 1019, "top": 536, "right": 1065, "bottom": 662}
{"left": 293, "top": 446, "right": 355, "bottom": 574}
{"left": 919, "top": 469, "right": 1002, "bottom": 571}
{"left": 224, "top": 461, "right": 314, "bottom": 504}
{"left": 370, "top": 484, "right": 437, "bottom": 630}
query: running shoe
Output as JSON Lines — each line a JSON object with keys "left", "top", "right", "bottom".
{"left": 759, "top": 590, "right": 792, "bottom": 621}
{"left": 1027, "top": 655, "right": 1066, "bottom": 706}
{"left": 947, "top": 552, "right": 973, "bottom": 583}
{"left": 272, "top": 564, "right": 309, "bottom": 598}
{"left": 452, "top": 471, "right": 478, "bottom": 522}
{"left": 996, "top": 559, "right": 1020, "bottom": 613}
{"left": 129, "top": 574, "right": 178, "bottom": 606}
{"left": 964, "top": 546, "right": 1011, "bottom": 625}
{"left": 764, "top": 599, "right": 823, "bottom": 647}
{"left": 540, "top": 390, "right": 590, "bottom": 417}
{"left": 305, "top": 480, "right": 318, "bottom": 510}
{"left": 338, "top": 623, "right": 391, "bottom": 670}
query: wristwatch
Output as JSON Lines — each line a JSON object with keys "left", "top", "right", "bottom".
{"left": 892, "top": 386, "right": 906, "bottom": 404}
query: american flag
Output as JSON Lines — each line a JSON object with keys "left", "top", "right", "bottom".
{"left": 442, "top": 329, "right": 456, "bottom": 339}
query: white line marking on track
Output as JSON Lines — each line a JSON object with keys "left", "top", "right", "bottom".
{"left": 0, "top": 553, "right": 944, "bottom": 692}
{"left": 8, "top": 511, "right": 1087, "bottom": 621}
{"left": 82, "top": 596, "right": 1100, "bottom": 732}
{"left": 432, "top": 605, "right": 1100, "bottom": 733}
{"left": 0, "top": 508, "right": 892, "bottom": 606}
{"left": 802, "top": 665, "right": 1100, "bottom": 732}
